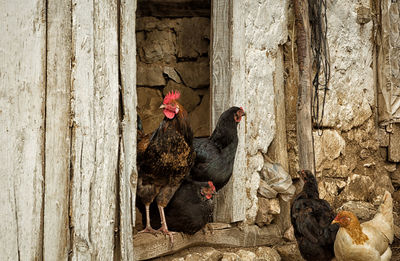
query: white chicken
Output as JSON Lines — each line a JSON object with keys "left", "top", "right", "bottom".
{"left": 332, "top": 190, "right": 394, "bottom": 261}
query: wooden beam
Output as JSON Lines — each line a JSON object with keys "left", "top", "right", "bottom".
{"left": 137, "top": 0, "right": 211, "bottom": 17}
{"left": 119, "top": 0, "right": 138, "bottom": 260}
{"left": 0, "top": 1, "right": 46, "bottom": 259}
{"left": 133, "top": 224, "right": 283, "bottom": 260}
{"left": 44, "top": 0, "right": 72, "bottom": 260}
{"left": 211, "top": 0, "right": 247, "bottom": 223}
{"left": 70, "top": 0, "right": 119, "bottom": 259}
{"left": 293, "top": 0, "right": 315, "bottom": 173}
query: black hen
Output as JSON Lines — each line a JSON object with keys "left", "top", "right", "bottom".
{"left": 291, "top": 170, "right": 339, "bottom": 261}
{"left": 190, "top": 106, "right": 245, "bottom": 190}
{"left": 143, "top": 178, "right": 216, "bottom": 235}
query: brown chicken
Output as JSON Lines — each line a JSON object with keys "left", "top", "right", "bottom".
{"left": 332, "top": 191, "right": 394, "bottom": 261}
{"left": 136, "top": 91, "right": 195, "bottom": 243}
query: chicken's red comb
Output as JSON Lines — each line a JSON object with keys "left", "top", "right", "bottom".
{"left": 208, "top": 181, "right": 215, "bottom": 191}
{"left": 163, "top": 90, "right": 180, "bottom": 104}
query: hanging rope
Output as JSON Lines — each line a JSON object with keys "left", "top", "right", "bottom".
{"left": 309, "top": 0, "right": 330, "bottom": 135}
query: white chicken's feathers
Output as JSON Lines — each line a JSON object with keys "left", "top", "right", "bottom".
{"left": 334, "top": 191, "right": 394, "bottom": 261}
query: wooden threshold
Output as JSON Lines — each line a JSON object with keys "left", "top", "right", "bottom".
{"left": 133, "top": 223, "right": 284, "bottom": 260}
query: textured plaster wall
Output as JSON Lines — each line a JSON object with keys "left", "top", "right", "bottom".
{"left": 322, "top": 0, "right": 374, "bottom": 131}
{"left": 243, "top": 0, "right": 289, "bottom": 222}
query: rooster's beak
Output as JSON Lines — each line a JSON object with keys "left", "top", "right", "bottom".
{"left": 331, "top": 219, "right": 339, "bottom": 224}
{"left": 159, "top": 104, "right": 166, "bottom": 109}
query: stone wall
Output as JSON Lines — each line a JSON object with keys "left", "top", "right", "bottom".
{"left": 136, "top": 16, "right": 210, "bottom": 137}
{"left": 284, "top": 0, "right": 399, "bottom": 232}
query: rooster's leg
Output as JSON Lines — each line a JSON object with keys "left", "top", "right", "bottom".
{"left": 157, "top": 205, "right": 175, "bottom": 245}
{"left": 137, "top": 203, "right": 158, "bottom": 234}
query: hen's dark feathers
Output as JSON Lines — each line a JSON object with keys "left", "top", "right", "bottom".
{"left": 140, "top": 178, "right": 214, "bottom": 235}
{"left": 190, "top": 106, "right": 242, "bottom": 191}
{"left": 291, "top": 170, "right": 339, "bottom": 261}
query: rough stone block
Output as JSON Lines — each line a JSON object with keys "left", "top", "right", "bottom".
{"left": 137, "top": 87, "right": 164, "bottom": 134}
{"left": 175, "top": 17, "right": 210, "bottom": 58}
{"left": 189, "top": 92, "right": 210, "bottom": 137}
{"left": 236, "top": 250, "right": 256, "bottom": 260}
{"left": 274, "top": 243, "right": 305, "bottom": 261}
{"left": 163, "top": 81, "right": 200, "bottom": 113}
{"left": 137, "top": 62, "right": 166, "bottom": 86}
{"left": 221, "top": 252, "right": 240, "bottom": 261}
{"left": 255, "top": 247, "right": 281, "bottom": 261}
{"left": 313, "top": 130, "right": 345, "bottom": 172}
{"left": 138, "top": 30, "right": 176, "bottom": 64}
{"left": 175, "top": 58, "right": 210, "bottom": 88}
{"left": 163, "top": 66, "right": 182, "bottom": 83}
{"left": 339, "top": 174, "right": 374, "bottom": 202}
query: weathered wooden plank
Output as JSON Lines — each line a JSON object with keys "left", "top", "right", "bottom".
{"left": 70, "top": 0, "right": 119, "bottom": 259}
{"left": 119, "top": 0, "right": 138, "bottom": 259}
{"left": 133, "top": 224, "right": 283, "bottom": 260}
{"left": 213, "top": 0, "right": 247, "bottom": 223}
{"left": 0, "top": 1, "right": 46, "bottom": 260}
{"left": 388, "top": 124, "right": 400, "bottom": 162}
{"left": 294, "top": 0, "right": 315, "bottom": 173}
{"left": 44, "top": 0, "right": 72, "bottom": 260}
{"left": 137, "top": 0, "right": 211, "bottom": 17}
{"left": 211, "top": 0, "right": 231, "bottom": 131}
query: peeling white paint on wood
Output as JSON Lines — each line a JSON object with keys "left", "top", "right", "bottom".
{"left": 119, "top": 0, "right": 137, "bottom": 259}
{"left": 44, "top": 0, "right": 72, "bottom": 259}
{"left": 70, "top": 0, "right": 119, "bottom": 259}
{"left": 0, "top": 1, "right": 46, "bottom": 260}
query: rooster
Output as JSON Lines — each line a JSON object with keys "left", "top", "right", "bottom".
{"left": 136, "top": 91, "right": 195, "bottom": 242}
{"left": 190, "top": 106, "right": 245, "bottom": 191}
{"left": 291, "top": 170, "right": 339, "bottom": 261}
{"left": 332, "top": 191, "right": 394, "bottom": 261}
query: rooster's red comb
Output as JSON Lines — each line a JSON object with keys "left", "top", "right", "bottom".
{"left": 208, "top": 181, "right": 215, "bottom": 191}
{"left": 163, "top": 90, "right": 180, "bottom": 104}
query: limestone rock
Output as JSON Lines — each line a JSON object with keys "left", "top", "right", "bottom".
{"left": 283, "top": 226, "right": 296, "bottom": 242}
{"left": 163, "top": 66, "right": 182, "bottom": 83}
{"left": 163, "top": 81, "right": 200, "bottom": 113}
{"left": 137, "top": 62, "right": 166, "bottom": 86}
{"left": 274, "top": 244, "right": 305, "bottom": 261}
{"left": 221, "top": 252, "right": 240, "bottom": 261}
{"left": 236, "top": 250, "right": 256, "bottom": 260}
{"left": 318, "top": 179, "right": 346, "bottom": 204}
{"left": 189, "top": 92, "right": 210, "bottom": 137}
{"left": 175, "top": 17, "right": 210, "bottom": 58}
{"left": 339, "top": 174, "right": 374, "bottom": 202}
{"left": 255, "top": 247, "right": 281, "bottom": 261}
{"left": 175, "top": 59, "right": 210, "bottom": 88}
{"left": 313, "top": 130, "right": 345, "bottom": 172}
{"left": 255, "top": 198, "right": 280, "bottom": 226}
{"left": 338, "top": 201, "right": 376, "bottom": 221}
{"left": 136, "top": 16, "right": 169, "bottom": 31}
{"left": 137, "top": 87, "right": 164, "bottom": 134}
{"left": 138, "top": 30, "right": 176, "bottom": 64}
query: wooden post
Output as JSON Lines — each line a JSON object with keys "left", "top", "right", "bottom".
{"left": 70, "top": 0, "right": 119, "bottom": 259}
{"left": 211, "top": 0, "right": 246, "bottom": 223}
{"left": 44, "top": 0, "right": 72, "bottom": 259}
{"left": 0, "top": 1, "right": 46, "bottom": 260}
{"left": 293, "top": 0, "right": 315, "bottom": 173}
{"left": 119, "top": 0, "right": 138, "bottom": 260}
